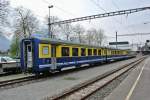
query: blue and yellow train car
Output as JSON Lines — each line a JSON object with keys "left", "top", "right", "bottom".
{"left": 20, "top": 37, "right": 131, "bottom": 74}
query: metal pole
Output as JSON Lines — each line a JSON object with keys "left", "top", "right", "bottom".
{"left": 48, "top": 5, "right": 53, "bottom": 38}
{"left": 116, "top": 31, "right": 118, "bottom": 49}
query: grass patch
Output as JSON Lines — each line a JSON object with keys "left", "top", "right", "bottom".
{"left": 64, "top": 77, "right": 79, "bottom": 80}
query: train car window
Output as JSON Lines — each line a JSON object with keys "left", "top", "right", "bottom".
{"left": 72, "top": 48, "right": 78, "bottom": 56}
{"left": 81, "top": 48, "right": 86, "bottom": 56}
{"left": 98, "top": 49, "right": 101, "bottom": 55}
{"left": 42, "top": 46, "right": 49, "bottom": 55}
{"left": 39, "top": 44, "right": 51, "bottom": 58}
{"left": 88, "top": 49, "right": 92, "bottom": 56}
{"left": 107, "top": 50, "right": 109, "bottom": 55}
{"left": 111, "top": 51, "right": 113, "bottom": 55}
{"left": 1, "top": 58, "right": 7, "bottom": 62}
{"left": 93, "top": 49, "right": 97, "bottom": 55}
{"left": 104, "top": 50, "right": 107, "bottom": 55}
{"left": 28, "top": 46, "right": 31, "bottom": 52}
{"left": 62, "top": 47, "right": 69, "bottom": 56}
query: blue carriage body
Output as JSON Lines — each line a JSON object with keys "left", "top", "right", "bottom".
{"left": 20, "top": 37, "right": 132, "bottom": 74}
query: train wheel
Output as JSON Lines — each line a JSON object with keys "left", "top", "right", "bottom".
{"left": 76, "top": 65, "right": 81, "bottom": 68}
{"left": 58, "top": 69, "right": 62, "bottom": 72}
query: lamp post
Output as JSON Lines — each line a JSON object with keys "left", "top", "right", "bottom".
{"left": 48, "top": 5, "right": 53, "bottom": 38}
{"left": 116, "top": 31, "right": 118, "bottom": 49}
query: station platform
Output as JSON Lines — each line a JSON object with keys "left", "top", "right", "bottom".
{"left": 105, "top": 56, "right": 150, "bottom": 100}
{"left": 0, "top": 74, "right": 33, "bottom": 82}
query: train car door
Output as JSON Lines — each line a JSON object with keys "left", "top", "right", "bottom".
{"left": 51, "top": 45, "right": 57, "bottom": 70}
{"left": 27, "top": 44, "right": 33, "bottom": 68}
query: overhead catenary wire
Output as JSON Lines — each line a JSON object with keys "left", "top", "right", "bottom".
{"left": 90, "top": 0, "right": 122, "bottom": 24}
{"left": 111, "top": 0, "right": 120, "bottom": 10}
{"left": 90, "top": 0, "right": 107, "bottom": 12}
{"left": 50, "top": 7, "right": 150, "bottom": 25}
{"left": 89, "top": 0, "right": 127, "bottom": 40}
{"left": 107, "top": 33, "right": 150, "bottom": 39}
{"left": 91, "top": 0, "right": 135, "bottom": 35}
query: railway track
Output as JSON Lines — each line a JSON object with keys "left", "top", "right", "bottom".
{"left": 0, "top": 57, "right": 145, "bottom": 91}
{"left": 0, "top": 75, "right": 36, "bottom": 87}
{"left": 48, "top": 56, "right": 146, "bottom": 100}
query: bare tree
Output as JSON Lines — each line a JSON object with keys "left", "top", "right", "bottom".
{"left": 0, "top": 0, "right": 10, "bottom": 36}
{"left": 86, "top": 28, "right": 96, "bottom": 45}
{"left": 94, "top": 28, "right": 106, "bottom": 46}
{"left": 0, "top": 0, "right": 9, "bottom": 23}
{"left": 50, "top": 16, "right": 61, "bottom": 38}
{"left": 42, "top": 16, "right": 61, "bottom": 38}
{"left": 59, "top": 23, "right": 73, "bottom": 40}
{"left": 85, "top": 28, "right": 106, "bottom": 46}
{"left": 73, "top": 24, "right": 85, "bottom": 43}
{"left": 14, "top": 7, "right": 39, "bottom": 38}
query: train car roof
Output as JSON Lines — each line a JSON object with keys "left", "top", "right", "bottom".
{"left": 26, "top": 37, "right": 126, "bottom": 50}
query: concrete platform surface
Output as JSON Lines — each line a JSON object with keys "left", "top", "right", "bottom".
{"left": 105, "top": 56, "right": 150, "bottom": 100}
{"left": 0, "top": 74, "right": 34, "bottom": 82}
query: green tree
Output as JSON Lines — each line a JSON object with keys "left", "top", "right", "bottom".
{"left": 9, "top": 36, "right": 20, "bottom": 58}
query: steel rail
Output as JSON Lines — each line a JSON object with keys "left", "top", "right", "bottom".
{"left": 82, "top": 57, "right": 146, "bottom": 100}
{"left": 0, "top": 57, "right": 142, "bottom": 90}
{"left": 0, "top": 75, "right": 36, "bottom": 87}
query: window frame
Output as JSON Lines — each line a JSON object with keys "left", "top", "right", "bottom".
{"left": 72, "top": 48, "right": 79, "bottom": 56}
{"left": 39, "top": 44, "right": 51, "bottom": 58}
{"left": 61, "top": 47, "right": 70, "bottom": 57}
{"left": 98, "top": 49, "right": 101, "bottom": 55}
{"left": 81, "top": 48, "right": 86, "bottom": 56}
{"left": 93, "top": 49, "right": 97, "bottom": 56}
{"left": 88, "top": 49, "right": 92, "bottom": 56}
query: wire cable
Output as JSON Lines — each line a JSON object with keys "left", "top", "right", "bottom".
{"left": 41, "top": 0, "right": 76, "bottom": 17}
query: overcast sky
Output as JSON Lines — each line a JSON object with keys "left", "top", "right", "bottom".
{"left": 10, "top": 0, "right": 150, "bottom": 48}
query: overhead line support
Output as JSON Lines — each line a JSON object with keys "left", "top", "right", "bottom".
{"left": 50, "top": 7, "right": 150, "bottom": 25}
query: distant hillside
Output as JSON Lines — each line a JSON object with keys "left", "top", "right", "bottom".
{"left": 0, "top": 35, "right": 10, "bottom": 51}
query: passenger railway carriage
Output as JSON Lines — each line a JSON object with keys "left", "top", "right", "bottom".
{"left": 20, "top": 37, "right": 132, "bottom": 74}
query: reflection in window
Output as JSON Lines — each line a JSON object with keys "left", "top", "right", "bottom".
{"left": 81, "top": 48, "right": 86, "bottom": 56}
{"left": 93, "top": 49, "right": 97, "bottom": 55}
{"left": 104, "top": 50, "right": 107, "bottom": 55}
{"left": 72, "top": 48, "right": 78, "bottom": 56}
{"left": 1, "top": 58, "right": 7, "bottom": 62}
{"left": 98, "top": 49, "right": 101, "bottom": 55}
{"left": 28, "top": 46, "right": 31, "bottom": 52}
{"left": 62, "top": 47, "right": 69, "bottom": 56}
{"left": 42, "top": 46, "right": 49, "bottom": 55}
{"left": 88, "top": 49, "right": 92, "bottom": 56}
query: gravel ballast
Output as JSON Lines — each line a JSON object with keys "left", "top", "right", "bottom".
{"left": 86, "top": 57, "right": 144, "bottom": 100}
